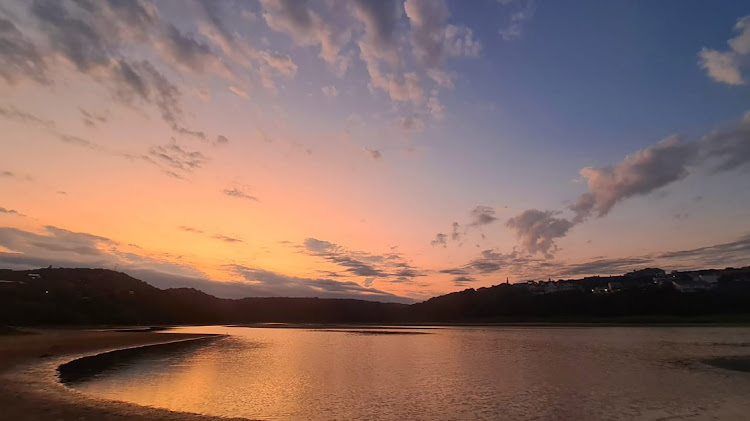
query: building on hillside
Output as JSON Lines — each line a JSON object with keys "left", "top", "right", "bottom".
{"left": 671, "top": 279, "right": 711, "bottom": 292}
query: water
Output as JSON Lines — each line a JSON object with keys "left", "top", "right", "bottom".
{"left": 64, "top": 326, "right": 750, "bottom": 420}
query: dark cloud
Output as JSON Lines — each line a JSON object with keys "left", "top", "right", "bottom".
{"left": 228, "top": 264, "right": 412, "bottom": 303}
{"left": 159, "top": 24, "right": 225, "bottom": 75}
{"left": 214, "top": 135, "right": 229, "bottom": 145}
{"left": 9, "top": 1, "right": 219, "bottom": 141}
{"left": 654, "top": 234, "right": 750, "bottom": 268}
{"left": 451, "top": 221, "right": 461, "bottom": 241}
{"left": 353, "top": 0, "right": 401, "bottom": 51}
{"left": 223, "top": 187, "right": 258, "bottom": 202}
{"left": 439, "top": 268, "right": 469, "bottom": 275}
{"left": 304, "top": 238, "right": 337, "bottom": 253}
{"left": 701, "top": 111, "right": 750, "bottom": 173}
{"left": 303, "top": 237, "right": 426, "bottom": 283}
{"left": 0, "top": 225, "right": 208, "bottom": 282}
{"left": 30, "top": 0, "right": 113, "bottom": 71}
{"left": 0, "top": 225, "right": 112, "bottom": 259}
{"left": 0, "top": 105, "right": 55, "bottom": 129}
{"left": 452, "top": 276, "right": 476, "bottom": 286}
{"left": 445, "top": 232, "right": 750, "bottom": 282}
{"left": 365, "top": 147, "right": 382, "bottom": 159}
{"left": 211, "top": 234, "right": 243, "bottom": 243}
{"left": 0, "top": 170, "right": 33, "bottom": 181}
{"left": 259, "top": 0, "right": 350, "bottom": 75}
{"left": 0, "top": 18, "right": 48, "bottom": 84}
{"left": 558, "top": 257, "right": 655, "bottom": 277}
{"left": 148, "top": 141, "right": 209, "bottom": 175}
{"left": 404, "top": 0, "right": 480, "bottom": 71}
{"left": 58, "top": 133, "right": 98, "bottom": 149}
{"left": 79, "top": 108, "right": 107, "bottom": 127}
{"left": 506, "top": 209, "right": 574, "bottom": 257}
{"left": 0, "top": 207, "right": 23, "bottom": 216}
{"left": 470, "top": 205, "right": 497, "bottom": 226}
{"left": 430, "top": 232, "right": 447, "bottom": 247}
{"left": 178, "top": 226, "right": 204, "bottom": 234}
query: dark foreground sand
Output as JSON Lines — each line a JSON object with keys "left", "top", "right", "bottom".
{"left": 0, "top": 328, "right": 248, "bottom": 420}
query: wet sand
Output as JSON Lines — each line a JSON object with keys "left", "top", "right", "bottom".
{"left": 703, "top": 356, "right": 750, "bottom": 373}
{"left": 0, "top": 328, "right": 248, "bottom": 420}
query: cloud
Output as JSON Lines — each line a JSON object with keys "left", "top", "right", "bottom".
{"left": 303, "top": 237, "right": 426, "bottom": 283}
{"left": 211, "top": 234, "right": 244, "bottom": 243}
{"left": 223, "top": 187, "right": 259, "bottom": 202}
{"left": 0, "top": 105, "right": 55, "bottom": 129}
{"left": 260, "top": 0, "right": 351, "bottom": 76}
{"left": 304, "top": 238, "right": 337, "bottom": 253}
{"left": 0, "top": 17, "right": 48, "bottom": 85}
{"left": 179, "top": 226, "right": 204, "bottom": 234}
{"left": 148, "top": 141, "right": 209, "bottom": 176}
{"left": 228, "top": 264, "right": 411, "bottom": 303}
{"left": 0, "top": 170, "right": 33, "bottom": 181}
{"left": 0, "top": 225, "right": 113, "bottom": 261}
{"left": 256, "top": 50, "right": 297, "bottom": 90}
{"left": 506, "top": 209, "right": 574, "bottom": 257}
{"left": 2, "top": 0, "right": 229, "bottom": 143}
{"left": 0, "top": 225, "right": 413, "bottom": 302}
{"left": 699, "top": 15, "right": 750, "bottom": 85}
{"left": 365, "top": 147, "right": 382, "bottom": 159}
{"left": 570, "top": 135, "right": 698, "bottom": 222}
{"left": 700, "top": 110, "right": 750, "bottom": 173}
{"left": 431, "top": 233, "right": 448, "bottom": 247}
{"left": 397, "top": 113, "right": 426, "bottom": 132}
{"left": 503, "top": 110, "right": 750, "bottom": 256}
{"left": 0, "top": 207, "right": 23, "bottom": 216}
{"left": 213, "top": 135, "right": 229, "bottom": 145}
{"left": 58, "top": 133, "right": 98, "bottom": 149}
{"left": 700, "top": 49, "right": 744, "bottom": 85}
{"left": 229, "top": 86, "right": 250, "bottom": 99}
{"left": 451, "top": 221, "right": 461, "bottom": 241}
{"left": 79, "top": 108, "right": 107, "bottom": 127}
{"left": 321, "top": 85, "right": 338, "bottom": 97}
{"left": 156, "top": 24, "right": 228, "bottom": 76}
{"left": 498, "top": 0, "right": 536, "bottom": 40}
{"left": 653, "top": 234, "right": 750, "bottom": 268}
{"left": 439, "top": 249, "right": 542, "bottom": 279}
{"left": 404, "top": 0, "right": 480, "bottom": 70}
{"left": 180, "top": 225, "right": 243, "bottom": 244}
{"left": 452, "top": 276, "right": 477, "bottom": 287}
{"left": 470, "top": 206, "right": 498, "bottom": 226}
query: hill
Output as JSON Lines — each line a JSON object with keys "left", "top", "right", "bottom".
{"left": 1, "top": 267, "right": 750, "bottom": 325}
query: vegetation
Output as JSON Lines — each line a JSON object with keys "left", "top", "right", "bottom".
{"left": 1, "top": 267, "right": 750, "bottom": 325}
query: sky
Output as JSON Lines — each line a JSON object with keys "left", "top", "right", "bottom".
{"left": 1, "top": 0, "right": 750, "bottom": 303}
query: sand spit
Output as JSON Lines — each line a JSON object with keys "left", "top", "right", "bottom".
{"left": 0, "top": 328, "right": 249, "bottom": 421}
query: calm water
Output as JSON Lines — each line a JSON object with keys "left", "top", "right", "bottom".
{"left": 65, "top": 326, "right": 750, "bottom": 420}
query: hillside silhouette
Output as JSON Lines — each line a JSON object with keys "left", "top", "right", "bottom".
{"left": 2, "top": 267, "right": 750, "bottom": 325}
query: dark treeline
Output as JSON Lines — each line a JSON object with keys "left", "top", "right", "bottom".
{"left": 1, "top": 267, "right": 750, "bottom": 325}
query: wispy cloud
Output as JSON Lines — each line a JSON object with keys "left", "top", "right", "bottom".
{"left": 0, "top": 207, "right": 24, "bottom": 216}
{"left": 223, "top": 187, "right": 259, "bottom": 202}
{"left": 303, "top": 237, "right": 427, "bottom": 285}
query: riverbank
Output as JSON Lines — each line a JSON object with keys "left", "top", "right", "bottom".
{"left": 0, "top": 328, "right": 247, "bottom": 420}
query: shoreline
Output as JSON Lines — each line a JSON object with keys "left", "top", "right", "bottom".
{"left": 0, "top": 328, "right": 248, "bottom": 421}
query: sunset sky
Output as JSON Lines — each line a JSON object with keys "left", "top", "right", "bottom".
{"left": 1, "top": 0, "right": 750, "bottom": 302}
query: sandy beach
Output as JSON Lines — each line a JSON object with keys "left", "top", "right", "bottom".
{"left": 0, "top": 328, "right": 247, "bottom": 420}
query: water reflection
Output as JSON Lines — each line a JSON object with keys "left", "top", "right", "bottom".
{"left": 65, "top": 326, "right": 750, "bottom": 420}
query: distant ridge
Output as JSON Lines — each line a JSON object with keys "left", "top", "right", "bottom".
{"left": 1, "top": 267, "right": 750, "bottom": 325}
